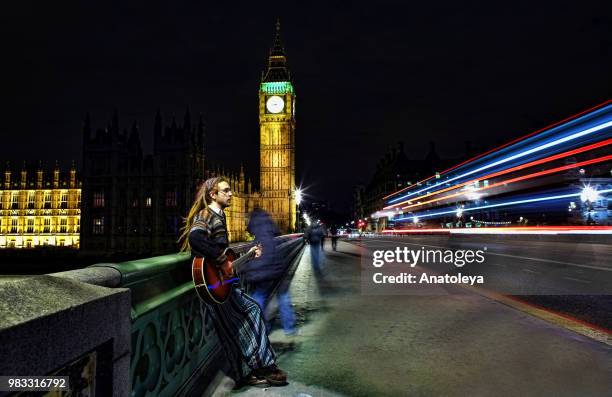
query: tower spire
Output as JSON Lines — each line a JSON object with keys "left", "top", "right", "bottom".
{"left": 262, "top": 18, "right": 291, "bottom": 82}
{"left": 271, "top": 18, "right": 284, "bottom": 57}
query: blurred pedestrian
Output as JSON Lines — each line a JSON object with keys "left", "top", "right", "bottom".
{"left": 330, "top": 225, "right": 339, "bottom": 251}
{"left": 305, "top": 222, "right": 324, "bottom": 276}
{"left": 242, "top": 208, "right": 296, "bottom": 336}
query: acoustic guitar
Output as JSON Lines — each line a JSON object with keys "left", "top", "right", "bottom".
{"left": 192, "top": 247, "right": 258, "bottom": 304}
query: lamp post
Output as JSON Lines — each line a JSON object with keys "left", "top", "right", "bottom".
{"left": 295, "top": 188, "right": 303, "bottom": 232}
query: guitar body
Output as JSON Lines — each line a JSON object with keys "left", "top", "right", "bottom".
{"left": 192, "top": 248, "right": 239, "bottom": 304}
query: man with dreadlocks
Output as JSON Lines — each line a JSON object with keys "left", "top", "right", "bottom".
{"left": 179, "top": 176, "right": 288, "bottom": 388}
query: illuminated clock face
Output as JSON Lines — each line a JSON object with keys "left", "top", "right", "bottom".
{"left": 266, "top": 96, "right": 284, "bottom": 114}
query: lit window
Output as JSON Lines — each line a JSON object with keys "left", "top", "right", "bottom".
{"left": 93, "top": 192, "right": 105, "bottom": 208}
{"left": 11, "top": 193, "right": 18, "bottom": 209}
{"left": 10, "top": 218, "right": 18, "bottom": 233}
{"left": 43, "top": 218, "right": 51, "bottom": 233}
{"left": 145, "top": 197, "right": 152, "bottom": 207}
{"left": 27, "top": 192, "right": 35, "bottom": 209}
{"left": 61, "top": 193, "right": 68, "bottom": 209}
{"left": 26, "top": 218, "right": 34, "bottom": 233}
{"left": 165, "top": 191, "right": 177, "bottom": 207}
{"left": 93, "top": 217, "right": 104, "bottom": 234}
{"left": 60, "top": 218, "right": 67, "bottom": 233}
{"left": 44, "top": 192, "right": 52, "bottom": 209}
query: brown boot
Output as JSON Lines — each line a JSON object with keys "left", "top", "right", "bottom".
{"left": 253, "top": 364, "right": 288, "bottom": 386}
{"left": 233, "top": 373, "right": 270, "bottom": 389}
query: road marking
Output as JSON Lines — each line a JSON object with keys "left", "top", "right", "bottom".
{"left": 344, "top": 240, "right": 612, "bottom": 345}
{"left": 562, "top": 276, "right": 591, "bottom": 284}
{"left": 373, "top": 239, "right": 612, "bottom": 273}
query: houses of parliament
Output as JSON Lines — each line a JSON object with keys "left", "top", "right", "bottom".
{"left": 0, "top": 22, "right": 297, "bottom": 255}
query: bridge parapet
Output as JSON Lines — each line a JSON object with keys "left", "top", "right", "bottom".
{"left": 0, "top": 234, "right": 304, "bottom": 397}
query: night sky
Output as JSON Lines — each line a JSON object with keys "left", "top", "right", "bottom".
{"left": 2, "top": 1, "right": 611, "bottom": 211}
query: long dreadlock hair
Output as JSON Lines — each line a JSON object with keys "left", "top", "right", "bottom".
{"left": 178, "top": 176, "right": 229, "bottom": 252}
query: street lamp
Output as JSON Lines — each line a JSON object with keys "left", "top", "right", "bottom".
{"left": 580, "top": 186, "right": 598, "bottom": 203}
{"left": 580, "top": 185, "right": 598, "bottom": 225}
{"left": 295, "top": 187, "right": 303, "bottom": 232}
{"left": 302, "top": 212, "right": 311, "bottom": 226}
{"left": 295, "top": 188, "right": 303, "bottom": 206}
{"left": 456, "top": 206, "right": 464, "bottom": 228}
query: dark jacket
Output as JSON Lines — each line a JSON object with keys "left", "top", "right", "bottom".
{"left": 240, "top": 209, "right": 285, "bottom": 283}
{"left": 305, "top": 225, "right": 324, "bottom": 245}
{"left": 330, "top": 225, "right": 338, "bottom": 237}
{"left": 188, "top": 208, "right": 229, "bottom": 265}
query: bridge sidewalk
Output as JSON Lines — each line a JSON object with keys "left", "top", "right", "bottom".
{"left": 218, "top": 241, "right": 611, "bottom": 397}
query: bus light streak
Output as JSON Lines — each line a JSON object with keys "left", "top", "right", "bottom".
{"left": 383, "top": 139, "right": 612, "bottom": 210}
{"left": 399, "top": 155, "right": 612, "bottom": 211}
{"left": 381, "top": 226, "right": 612, "bottom": 235}
{"left": 387, "top": 120, "right": 612, "bottom": 204}
{"left": 393, "top": 188, "right": 612, "bottom": 221}
{"left": 382, "top": 100, "right": 612, "bottom": 201}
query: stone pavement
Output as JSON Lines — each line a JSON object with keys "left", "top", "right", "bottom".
{"left": 209, "top": 241, "right": 612, "bottom": 397}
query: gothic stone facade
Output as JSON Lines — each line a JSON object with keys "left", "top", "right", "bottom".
{"left": 81, "top": 110, "right": 205, "bottom": 255}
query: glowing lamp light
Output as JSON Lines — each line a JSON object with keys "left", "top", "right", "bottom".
{"left": 456, "top": 207, "right": 464, "bottom": 218}
{"left": 463, "top": 185, "right": 482, "bottom": 201}
{"left": 413, "top": 215, "right": 419, "bottom": 224}
{"left": 580, "top": 186, "right": 598, "bottom": 203}
{"left": 295, "top": 188, "right": 303, "bottom": 206}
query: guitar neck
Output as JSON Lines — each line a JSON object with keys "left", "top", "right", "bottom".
{"left": 231, "top": 249, "right": 256, "bottom": 272}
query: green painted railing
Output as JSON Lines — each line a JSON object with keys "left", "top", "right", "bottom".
{"left": 90, "top": 235, "right": 304, "bottom": 397}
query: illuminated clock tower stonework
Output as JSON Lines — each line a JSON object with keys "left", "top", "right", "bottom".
{"left": 259, "top": 21, "right": 297, "bottom": 233}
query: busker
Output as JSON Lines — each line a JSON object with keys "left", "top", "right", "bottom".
{"left": 179, "top": 177, "right": 288, "bottom": 388}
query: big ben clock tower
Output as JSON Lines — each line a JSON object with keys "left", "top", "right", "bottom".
{"left": 259, "top": 20, "right": 297, "bottom": 232}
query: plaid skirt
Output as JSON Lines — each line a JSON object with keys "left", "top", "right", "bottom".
{"left": 206, "top": 287, "right": 277, "bottom": 379}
